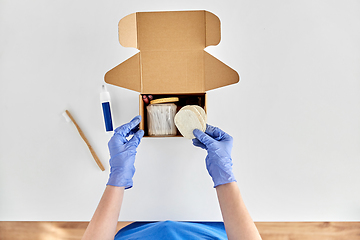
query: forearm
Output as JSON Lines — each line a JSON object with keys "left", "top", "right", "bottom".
{"left": 82, "top": 185, "right": 125, "bottom": 240}
{"left": 216, "top": 182, "right": 262, "bottom": 240}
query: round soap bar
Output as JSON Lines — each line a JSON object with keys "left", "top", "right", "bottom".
{"left": 174, "top": 105, "right": 207, "bottom": 139}
{"left": 181, "top": 105, "right": 207, "bottom": 123}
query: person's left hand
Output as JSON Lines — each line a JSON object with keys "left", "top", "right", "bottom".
{"left": 107, "top": 115, "right": 144, "bottom": 189}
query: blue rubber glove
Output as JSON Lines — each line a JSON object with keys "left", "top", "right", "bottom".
{"left": 107, "top": 115, "right": 144, "bottom": 189}
{"left": 193, "top": 125, "right": 236, "bottom": 188}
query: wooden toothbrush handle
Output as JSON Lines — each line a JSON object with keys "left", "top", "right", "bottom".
{"left": 66, "top": 110, "right": 105, "bottom": 171}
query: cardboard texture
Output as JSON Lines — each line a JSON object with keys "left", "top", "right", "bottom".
{"left": 105, "top": 10, "right": 239, "bottom": 136}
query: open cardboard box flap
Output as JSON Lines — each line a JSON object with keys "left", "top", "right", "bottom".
{"left": 105, "top": 10, "right": 239, "bottom": 94}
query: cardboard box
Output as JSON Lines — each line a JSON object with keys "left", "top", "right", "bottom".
{"left": 105, "top": 10, "right": 239, "bottom": 137}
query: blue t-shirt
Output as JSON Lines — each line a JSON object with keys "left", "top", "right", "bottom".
{"left": 114, "top": 221, "right": 227, "bottom": 239}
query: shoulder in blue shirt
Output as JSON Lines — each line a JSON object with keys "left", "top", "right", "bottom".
{"left": 114, "top": 221, "right": 227, "bottom": 240}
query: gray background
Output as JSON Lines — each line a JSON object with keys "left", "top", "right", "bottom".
{"left": 1, "top": 0, "right": 359, "bottom": 221}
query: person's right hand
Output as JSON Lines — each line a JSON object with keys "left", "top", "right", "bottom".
{"left": 193, "top": 125, "right": 236, "bottom": 188}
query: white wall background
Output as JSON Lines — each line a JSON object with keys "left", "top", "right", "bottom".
{"left": 0, "top": 0, "right": 359, "bottom": 221}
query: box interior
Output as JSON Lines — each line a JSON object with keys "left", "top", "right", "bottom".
{"left": 139, "top": 93, "right": 206, "bottom": 137}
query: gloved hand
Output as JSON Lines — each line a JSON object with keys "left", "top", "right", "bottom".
{"left": 107, "top": 115, "right": 144, "bottom": 189}
{"left": 193, "top": 125, "right": 236, "bottom": 188}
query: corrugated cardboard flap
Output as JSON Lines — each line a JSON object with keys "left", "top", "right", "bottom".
{"left": 105, "top": 10, "right": 239, "bottom": 94}
{"left": 204, "top": 52, "right": 239, "bottom": 91}
{"left": 104, "top": 53, "right": 141, "bottom": 92}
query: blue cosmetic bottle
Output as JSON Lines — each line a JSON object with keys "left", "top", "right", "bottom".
{"left": 100, "top": 85, "right": 113, "bottom": 132}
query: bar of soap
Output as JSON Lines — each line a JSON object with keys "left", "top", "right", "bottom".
{"left": 174, "top": 105, "right": 207, "bottom": 139}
